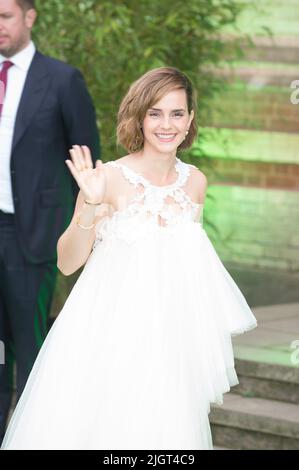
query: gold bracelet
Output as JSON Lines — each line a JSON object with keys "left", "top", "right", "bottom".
{"left": 76, "top": 199, "right": 102, "bottom": 229}
{"left": 84, "top": 199, "right": 102, "bottom": 206}
{"left": 76, "top": 214, "right": 95, "bottom": 230}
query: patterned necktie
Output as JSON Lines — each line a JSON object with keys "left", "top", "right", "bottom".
{"left": 0, "top": 60, "right": 14, "bottom": 119}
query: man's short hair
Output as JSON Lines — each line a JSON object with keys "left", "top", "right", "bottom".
{"left": 16, "top": 0, "right": 35, "bottom": 11}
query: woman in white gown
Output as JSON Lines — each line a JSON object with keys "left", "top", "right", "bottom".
{"left": 1, "top": 66, "right": 257, "bottom": 450}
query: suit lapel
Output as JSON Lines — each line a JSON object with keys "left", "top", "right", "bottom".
{"left": 12, "top": 51, "right": 51, "bottom": 152}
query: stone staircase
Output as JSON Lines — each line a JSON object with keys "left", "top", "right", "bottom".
{"left": 204, "top": 3, "right": 299, "bottom": 449}
{"left": 210, "top": 358, "right": 299, "bottom": 449}
{"left": 210, "top": 391, "right": 299, "bottom": 450}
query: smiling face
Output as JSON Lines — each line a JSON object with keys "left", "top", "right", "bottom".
{"left": 0, "top": 0, "right": 36, "bottom": 57}
{"left": 142, "top": 88, "right": 194, "bottom": 157}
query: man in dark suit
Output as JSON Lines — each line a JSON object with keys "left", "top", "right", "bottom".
{"left": 0, "top": 0, "right": 100, "bottom": 441}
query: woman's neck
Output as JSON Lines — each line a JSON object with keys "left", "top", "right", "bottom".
{"left": 130, "top": 148, "right": 177, "bottom": 184}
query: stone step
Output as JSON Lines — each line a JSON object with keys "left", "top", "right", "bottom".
{"left": 223, "top": 0, "right": 299, "bottom": 38}
{"left": 204, "top": 86, "right": 299, "bottom": 134}
{"left": 208, "top": 62, "right": 299, "bottom": 88}
{"left": 213, "top": 446, "right": 232, "bottom": 450}
{"left": 222, "top": 35, "right": 299, "bottom": 65}
{"left": 209, "top": 393, "right": 299, "bottom": 450}
{"left": 234, "top": 358, "right": 299, "bottom": 404}
{"left": 197, "top": 126, "right": 299, "bottom": 164}
{"left": 243, "top": 36, "right": 299, "bottom": 65}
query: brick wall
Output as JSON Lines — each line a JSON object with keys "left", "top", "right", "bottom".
{"left": 200, "top": 158, "right": 299, "bottom": 190}
{"left": 196, "top": 0, "right": 299, "bottom": 276}
{"left": 206, "top": 86, "right": 299, "bottom": 133}
{"left": 204, "top": 185, "right": 299, "bottom": 272}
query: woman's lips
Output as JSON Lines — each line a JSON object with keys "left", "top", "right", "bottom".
{"left": 155, "top": 133, "right": 177, "bottom": 143}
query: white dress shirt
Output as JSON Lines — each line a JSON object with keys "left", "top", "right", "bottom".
{"left": 0, "top": 40, "right": 36, "bottom": 213}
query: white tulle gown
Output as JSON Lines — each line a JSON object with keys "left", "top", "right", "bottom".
{"left": 1, "top": 157, "right": 257, "bottom": 450}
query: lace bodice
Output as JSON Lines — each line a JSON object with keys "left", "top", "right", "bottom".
{"left": 92, "top": 157, "right": 204, "bottom": 249}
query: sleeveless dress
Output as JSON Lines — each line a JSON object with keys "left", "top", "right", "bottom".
{"left": 1, "top": 157, "right": 257, "bottom": 450}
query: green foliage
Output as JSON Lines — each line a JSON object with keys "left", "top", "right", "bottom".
{"left": 33, "top": 0, "right": 248, "bottom": 161}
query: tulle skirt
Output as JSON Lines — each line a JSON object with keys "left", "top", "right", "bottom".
{"left": 1, "top": 222, "right": 257, "bottom": 450}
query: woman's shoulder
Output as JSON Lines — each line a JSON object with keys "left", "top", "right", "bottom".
{"left": 102, "top": 157, "right": 135, "bottom": 208}
{"left": 187, "top": 163, "right": 207, "bottom": 186}
{"left": 104, "top": 154, "right": 132, "bottom": 166}
{"left": 185, "top": 163, "right": 208, "bottom": 204}
{"left": 103, "top": 156, "right": 133, "bottom": 183}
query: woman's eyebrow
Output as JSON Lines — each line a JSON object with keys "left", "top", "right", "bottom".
{"left": 149, "top": 108, "right": 186, "bottom": 112}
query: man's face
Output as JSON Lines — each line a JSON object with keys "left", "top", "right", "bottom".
{"left": 0, "top": 0, "right": 36, "bottom": 57}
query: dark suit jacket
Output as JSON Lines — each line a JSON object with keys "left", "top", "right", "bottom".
{"left": 10, "top": 50, "right": 100, "bottom": 264}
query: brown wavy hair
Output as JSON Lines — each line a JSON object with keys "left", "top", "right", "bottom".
{"left": 117, "top": 67, "right": 197, "bottom": 153}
